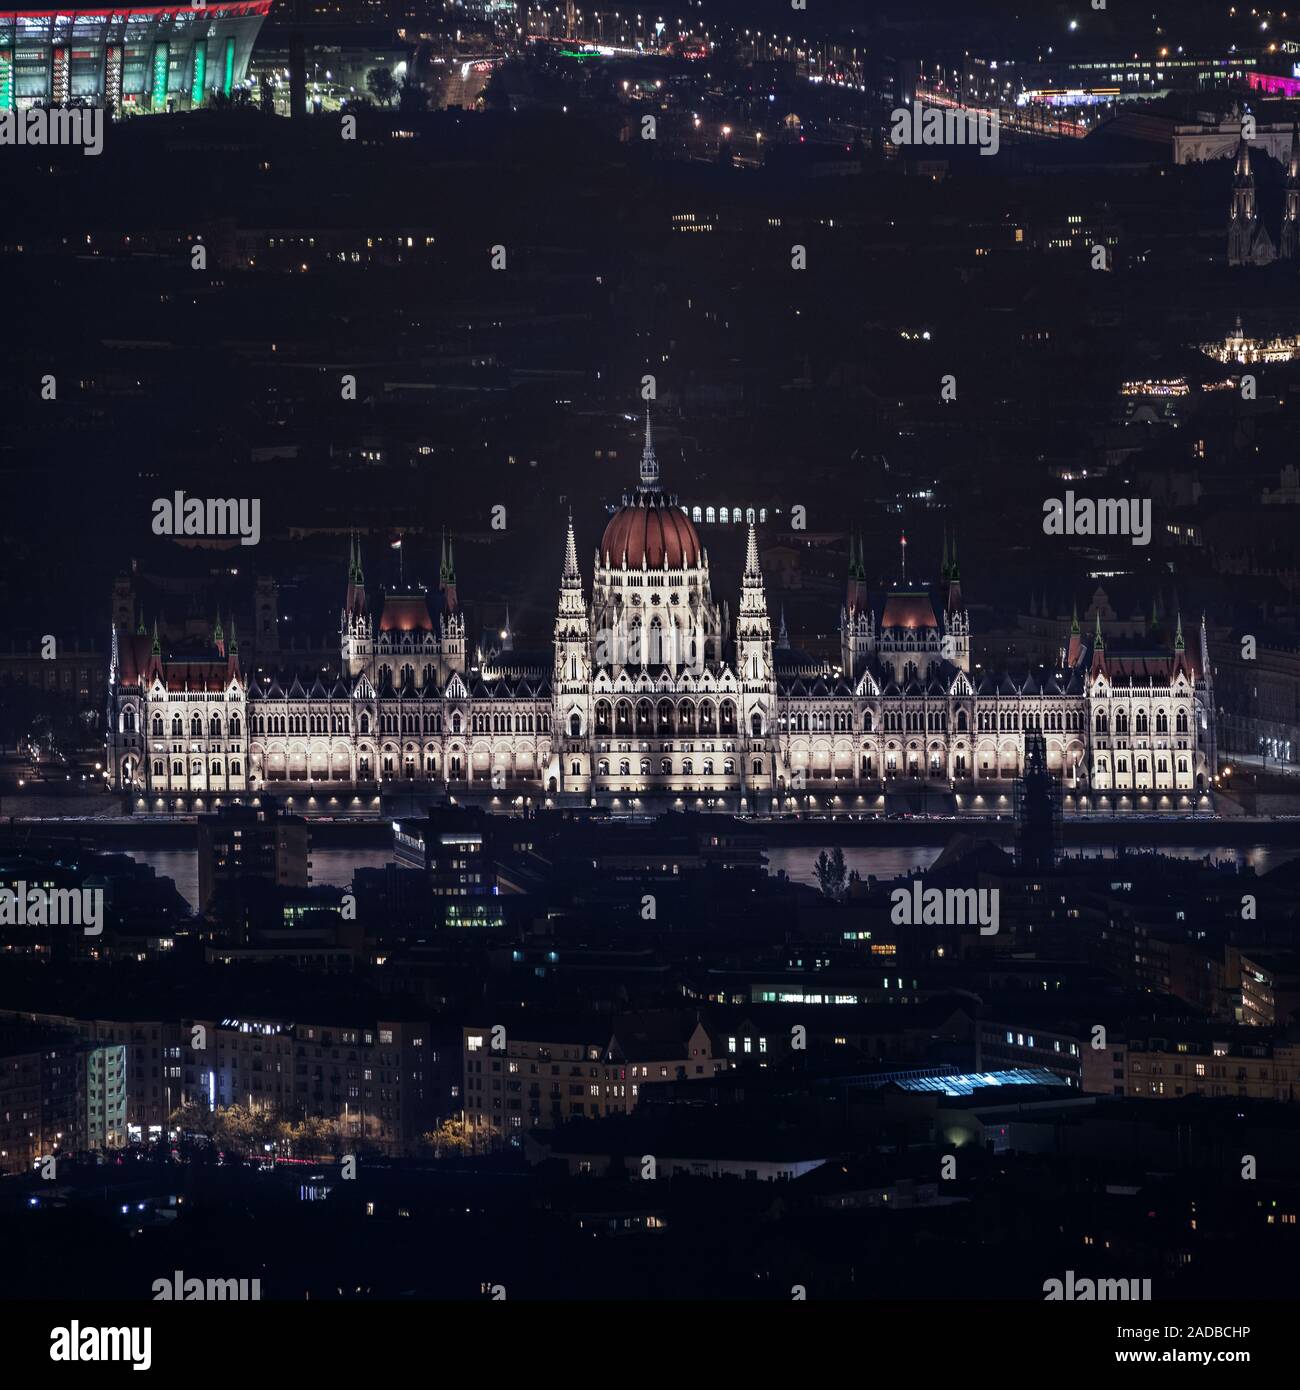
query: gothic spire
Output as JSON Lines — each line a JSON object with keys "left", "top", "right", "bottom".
{"left": 562, "top": 513, "right": 580, "bottom": 581}
{"left": 744, "top": 521, "right": 761, "bottom": 579}
{"left": 639, "top": 406, "right": 660, "bottom": 490}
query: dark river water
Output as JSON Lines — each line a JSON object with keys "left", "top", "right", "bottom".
{"left": 126, "top": 843, "right": 1300, "bottom": 913}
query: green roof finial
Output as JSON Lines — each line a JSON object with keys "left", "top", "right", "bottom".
{"left": 151, "top": 620, "right": 161, "bottom": 657}
{"left": 1070, "top": 599, "right": 1080, "bottom": 636}
{"left": 1093, "top": 612, "right": 1104, "bottom": 649}
{"left": 229, "top": 615, "right": 239, "bottom": 654}
{"left": 1175, "top": 611, "right": 1184, "bottom": 650}
{"left": 214, "top": 609, "right": 224, "bottom": 644}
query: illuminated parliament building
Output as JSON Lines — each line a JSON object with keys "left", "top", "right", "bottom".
{"left": 106, "top": 416, "right": 1216, "bottom": 816}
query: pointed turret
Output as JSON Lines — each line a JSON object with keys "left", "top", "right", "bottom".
{"left": 846, "top": 532, "right": 869, "bottom": 613}
{"left": 501, "top": 605, "right": 514, "bottom": 652}
{"left": 777, "top": 607, "right": 790, "bottom": 650}
{"left": 1170, "top": 609, "right": 1194, "bottom": 682}
{"left": 344, "top": 532, "right": 367, "bottom": 619}
{"left": 213, "top": 610, "right": 225, "bottom": 659}
{"left": 945, "top": 535, "right": 963, "bottom": 614}
{"left": 439, "top": 529, "right": 459, "bottom": 613}
{"left": 1066, "top": 599, "right": 1083, "bottom": 667}
{"left": 227, "top": 616, "right": 240, "bottom": 678}
{"left": 1089, "top": 611, "right": 1108, "bottom": 678}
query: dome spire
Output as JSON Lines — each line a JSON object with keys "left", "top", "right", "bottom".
{"left": 639, "top": 406, "right": 660, "bottom": 490}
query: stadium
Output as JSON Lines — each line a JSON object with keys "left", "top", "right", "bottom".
{"left": 0, "top": 3, "right": 272, "bottom": 112}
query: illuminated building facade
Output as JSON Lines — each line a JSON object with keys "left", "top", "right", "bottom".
{"left": 0, "top": 3, "right": 270, "bottom": 113}
{"left": 105, "top": 413, "right": 1217, "bottom": 813}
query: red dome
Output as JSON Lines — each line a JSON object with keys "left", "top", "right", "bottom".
{"left": 600, "top": 501, "right": 702, "bottom": 569}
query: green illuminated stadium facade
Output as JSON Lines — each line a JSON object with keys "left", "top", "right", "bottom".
{"left": 0, "top": 4, "right": 271, "bottom": 112}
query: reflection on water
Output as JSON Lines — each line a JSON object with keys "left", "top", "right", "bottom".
{"left": 128, "top": 843, "right": 1300, "bottom": 911}
{"left": 129, "top": 848, "right": 395, "bottom": 913}
{"left": 766, "top": 844, "right": 1300, "bottom": 888}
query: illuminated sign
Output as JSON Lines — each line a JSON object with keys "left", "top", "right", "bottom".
{"left": 222, "top": 35, "right": 235, "bottom": 96}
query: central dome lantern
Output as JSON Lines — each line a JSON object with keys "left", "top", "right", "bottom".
{"left": 598, "top": 410, "right": 703, "bottom": 569}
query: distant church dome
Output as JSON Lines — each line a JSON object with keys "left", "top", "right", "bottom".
{"left": 599, "top": 408, "right": 703, "bottom": 570}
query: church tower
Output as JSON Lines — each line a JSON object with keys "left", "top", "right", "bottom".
{"left": 1282, "top": 122, "right": 1300, "bottom": 259}
{"left": 1228, "top": 137, "right": 1276, "bottom": 266}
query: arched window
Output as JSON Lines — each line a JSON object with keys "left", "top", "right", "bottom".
{"left": 1155, "top": 709, "right": 1168, "bottom": 733}
{"left": 682, "top": 758, "right": 693, "bottom": 775}
{"left": 1095, "top": 711, "right": 1108, "bottom": 733}
{"left": 122, "top": 707, "right": 136, "bottom": 733}
{"left": 360, "top": 713, "right": 371, "bottom": 734}
{"left": 1135, "top": 711, "right": 1149, "bottom": 733}
{"left": 1176, "top": 709, "right": 1189, "bottom": 733}
{"left": 598, "top": 759, "right": 610, "bottom": 776}
{"left": 692, "top": 506, "right": 702, "bottom": 522}
{"left": 705, "top": 506, "right": 716, "bottom": 524}
{"left": 152, "top": 713, "right": 164, "bottom": 737}
{"left": 570, "top": 712, "right": 582, "bottom": 737}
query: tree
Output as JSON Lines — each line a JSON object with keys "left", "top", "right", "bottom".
{"left": 366, "top": 67, "right": 397, "bottom": 107}
{"left": 420, "top": 1118, "right": 471, "bottom": 1159}
{"left": 813, "top": 846, "right": 850, "bottom": 901}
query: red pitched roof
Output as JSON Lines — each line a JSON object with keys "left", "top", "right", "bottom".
{"left": 880, "top": 592, "right": 938, "bottom": 629}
